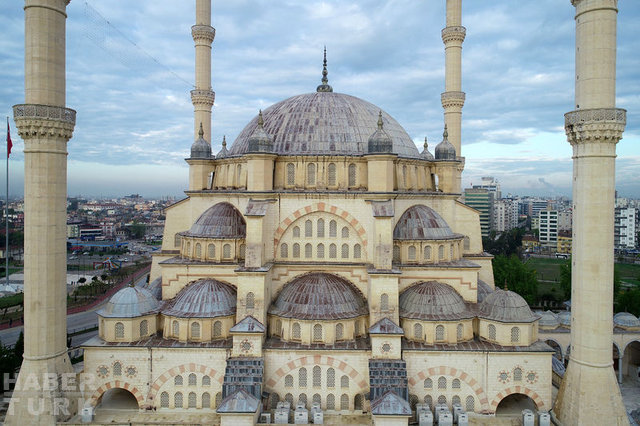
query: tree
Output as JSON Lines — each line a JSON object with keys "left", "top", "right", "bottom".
{"left": 492, "top": 254, "right": 538, "bottom": 305}
{"left": 482, "top": 228, "right": 525, "bottom": 257}
{"left": 561, "top": 258, "right": 621, "bottom": 303}
{"left": 129, "top": 223, "right": 146, "bottom": 239}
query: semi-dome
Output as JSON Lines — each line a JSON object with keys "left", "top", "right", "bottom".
{"left": 162, "top": 279, "right": 236, "bottom": 318}
{"left": 98, "top": 285, "right": 158, "bottom": 318}
{"left": 228, "top": 92, "right": 421, "bottom": 158}
{"left": 557, "top": 311, "right": 571, "bottom": 326}
{"left": 269, "top": 272, "right": 368, "bottom": 320}
{"left": 399, "top": 281, "right": 473, "bottom": 321}
{"left": 190, "top": 123, "right": 212, "bottom": 159}
{"left": 614, "top": 312, "right": 640, "bottom": 328}
{"left": 477, "top": 280, "right": 494, "bottom": 303}
{"left": 181, "top": 202, "right": 246, "bottom": 238}
{"left": 478, "top": 288, "right": 538, "bottom": 323}
{"left": 435, "top": 126, "right": 456, "bottom": 160}
{"left": 393, "top": 205, "right": 458, "bottom": 240}
{"left": 536, "top": 310, "right": 560, "bottom": 328}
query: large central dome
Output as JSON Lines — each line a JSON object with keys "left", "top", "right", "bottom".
{"left": 229, "top": 92, "right": 420, "bottom": 158}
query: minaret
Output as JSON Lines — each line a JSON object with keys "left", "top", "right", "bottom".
{"left": 191, "top": 0, "right": 215, "bottom": 143}
{"left": 7, "top": 0, "right": 76, "bottom": 423}
{"left": 553, "top": 1, "right": 628, "bottom": 424}
{"left": 441, "top": 0, "right": 465, "bottom": 193}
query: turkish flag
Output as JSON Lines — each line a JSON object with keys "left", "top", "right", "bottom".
{"left": 6, "top": 118, "right": 12, "bottom": 158}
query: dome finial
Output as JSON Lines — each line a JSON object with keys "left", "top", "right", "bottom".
{"left": 443, "top": 124, "right": 449, "bottom": 139}
{"left": 198, "top": 122, "right": 204, "bottom": 139}
{"left": 258, "top": 110, "right": 264, "bottom": 128}
{"left": 424, "top": 136, "right": 428, "bottom": 149}
{"left": 316, "top": 47, "right": 334, "bottom": 93}
{"left": 222, "top": 135, "right": 226, "bottom": 147}
{"left": 377, "top": 111, "right": 384, "bottom": 129}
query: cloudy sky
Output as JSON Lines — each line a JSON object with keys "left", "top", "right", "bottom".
{"left": 1, "top": 1, "right": 639, "bottom": 198}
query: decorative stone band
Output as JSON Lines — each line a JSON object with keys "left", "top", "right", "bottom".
{"left": 191, "top": 24, "right": 216, "bottom": 44}
{"left": 441, "top": 91, "right": 466, "bottom": 109}
{"left": 571, "top": 0, "right": 619, "bottom": 14}
{"left": 564, "top": 108, "right": 626, "bottom": 145}
{"left": 441, "top": 26, "right": 466, "bottom": 44}
{"left": 13, "top": 104, "right": 76, "bottom": 140}
{"left": 191, "top": 89, "right": 216, "bottom": 107}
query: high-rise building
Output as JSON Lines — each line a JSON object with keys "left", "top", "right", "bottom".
{"left": 473, "top": 176, "right": 501, "bottom": 200}
{"left": 538, "top": 210, "right": 559, "bottom": 248}
{"left": 493, "top": 198, "right": 519, "bottom": 233}
{"left": 463, "top": 188, "right": 493, "bottom": 237}
{"left": 614, "top": 207, "right": 638, "bottom": 250}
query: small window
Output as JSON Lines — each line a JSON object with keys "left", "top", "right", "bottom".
{"left": 317, "top": 243, "right": 325, "bottom": 258}
{"left": 173, "top": 320, "right": 179, "bottom": 337}
{"left": 215, "top": 392, "right": 222, "bottom": 408}
{"left": 450, "top": 244, "right": 454, "bottom": 260}
{"left": 174, "top": 234, "right": 181, "bottom": 248}
{"left": 436, "top": 325, "right": 445, "bottom": 341}
{"left": 380, "top": 293, "right": 389, "bottom": 311}
{"left": 313, "top": 366, "right": 321, "bottom": 387}
{"left": 408, "top": 245, "right": 416, "bottom": 260}
{"left": 191, "top": 322, "right": 200, "bottom": 339}
{"left": 353, "top": 244, "right": 361, "bottom": 259}
{"left": 188, "top": 373, "right": 197, "bottom": 386}
{"left": 307, "top": 163, "right": 316, "bottom": 185}
{"left": 202, "top": 392, "right": 211, "bottom": 409}
{"left": 239, "top": 244, "right": 245, "bottom": 260}
{"left": 424, "top": 378, "right": 432, "bottom": 389}
{"left": 424, "top": 245, "right": 432, "bottom": 260}
{"left": 313, "top": 393, "right": 321, "bottom": 405}
{"left": 414, "top": 323, "right": 423, "bottom": 340}
{"left": 236, "top": 165, "right": 242, "bottom": 184}
{"left": 202, "top": 375, "right": 211, "bottom": 386}
{"left": 438, "top": 376, "right": 446, "bottom": 389}
{"left": 285, "top": 393, "right": 294, "bottom": 407}
{"left": 313, "top": 324, "right": 323, "bottom": 341}
{"left": 140, "top": 320, "right": 148, "bottom": 337}
{"left": 438, "top": 245, "right": 444, "bottom": 260}
{"left": 305, "top": 220, "right": 313, "bottom": 237}
{"left": 113, "top": 362, "right": 121, "bottom": 376}
{"left": 285, "top": 375, "right": 293, "bottom": 387}
{"left": 186, "top": 242, "right": 191, "bottom": 256}
{"left": 299, "top": 368, "right": 307, "bottom": 387}
{"left": 329, "top": 243, "right": 337, "bottom": 258}
{"left": 341, "top": 244, "right": 349, "bottom": 258}
{"left": 466, "top": 395, "right": 475, "bottom": 412}
{"left": 425, "top": 395, "right": 433, "bottom": 409}
{"left": 452, "top": 395, "right": 461, "bottom": 406}
{"left": 488, "top": 324, "right": 496, "bottom": 340}
{"left": 438, "top": 395, "right": 446, "bottom": 405}
{"left": 287, "top": 163, "right": 295, "bottom": 185}
{"left": 326, "top": 394, "right": 335, "bottom": 409}
{"left": 292, "top": 322, "right": 301, "bottom": 340}
{"left": 195, "top": 243, "right": 202, "bottom": 258}
{"left": 355, "top": 394, "right": 364, "bottom": 411}
{"left": 329, "top": 220, "right": 337, "bottom": 237}
{"left": 464, "top": 236, "right": 470, "bottom": 250}
{"left": 299, "top": 393, "right": 308, "bottom": 408}
{"left": 348, "top": 163, "right": 356, "bottom": 187}
{"left": 305, "top": 243, "right": 312, "bottom": 258}
{"left": 514, "top": 367, "right": 522, "bottom": 381}
{"left": 354, "top": 320, "right": 361, "bottom": 336}
{"left": 327, "top": 368, "right": 336, "bottom": 387}
{"left": 175, "top": 375, "right": 183, "bottom": 386}
{"left": 246, "top": 292, "right": 255, "bottom": 309}
{"left": 223, "top": 243, "right": 231, "bottom": 259}
{"left": 341, "top": 375, "right": 349, "bottom": 389}
{"left": 293, "top": 226, "right": 300, "bottom": 238}
{"left": 174, "top": 392, "right": 183, "bottom": 408}
{"left": 335, "top": 323, "right": 344, "bottom": 341}
{"left": 115, "top": 322, "right": 124, "bottom": 339}
{"left": 393, "top": 245, "right": 400, "bottom": 262}
{"left": 457, "top": 323, "right": 464, "bottom": 341}
{"left": 213, "top": 320, "right": 222, "bottom": 338}
{"left": 511, "top": 327, "right": 520, "bottom": 343}
{"left": 160, "top": 391, "right": 169, "bottom": 408}
{"left": 452, "top": 378, "right": 461, "bottom": 389}
{"left": 317, "top": 219, "right": 325, "bottom": 237}
{"left": 340, "top": 393, "right": 349, "bottom": 410}
{"left": 341, "top": 227, "right": 349, "bottom": 238}
{"left": 275, "top": 319, "right": 282, "bottom": 337}
{"left": 281, "top": 243, "right": 288, "bottom": 258}
{"left": 403, "top": 165, "right": 407, "bottom": 188}
{"left": 207, "top": 243, "right": 215, "bottom": 259}
{"left": 293, "top": 243, "right": 300, "bottom": 258}
{"left": 328, "top": 163, "right": 336, "bottom": 186}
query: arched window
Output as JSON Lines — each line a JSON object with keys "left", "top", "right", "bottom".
{"left": 313, "top": 366, "right": 321, "bottom": 387}
{"left": 327, "top": 368, "right": 336, "bottom": 387}
{"left": 175, "top": 375, "right": 183, "bottom": 386}
{"left": 380, "top": 293, "right": 389, "bottom": 311}
{"left": 329, "top": 243, "right": 337, "bottom": 259}
{"left": 341, "top": 226, "right": 349, "bottom": 238}
{"left": 140, "top": 319, "right": 148, "bottom": 337}
{"left": 457, "top": 323, "right": 464, "bottom": 341}
{"left": 275, "top": 319, "right": 282, "bottom": 337}
{"left": 202, "top": 392, "right": 210, "bottom": 409}
{"left": 408, "top": 245, "right": 416, "bottom": 260}
{"left": 188, "top": 373, "right": 197, "bottom": 386}
{"left": 299, "top": 368, "right": 307, "bottom": 387}
{"left": 452, "top": 379, "right": 461, "bottom": 389}
{"left": 246, "top": 292, "right": 255, "bottom": 309}
{"left": 223, "top": 243, "right": 231, "bottom": 258}
{"left": 340, "top": 393, "right": 349, "bottom": 410}
{"left": 353, "top": 244, "right": 361, "bottom": 259}
{"left": 450, "top": 244, "right": 454, "bottom": 260}
{"left": 287, "top": 163, "right": 295, "bottom": 185}
{"left": 293, "top": 226, "right": 300, "bottom": 238}
{"left": 438, "top": 245, "right": 444, "bottom": 260}
{"left": 438, "top": 395, "right": 446, "bottom": 405}
{"left": 195, "top": 243, "right": 202, "bottom": 258}
{"left": 307, "top": 163, "right": 316, "bottom": 185}
{"left": 236, "top": 165, "right": 242, "bottom": 185}
{"left": 335, "top": 323, "right": 343, "bottom": 341}
{"left": 403, "top": 165, "right": 407, "bottom": 188}
{"left": 436, "top": 325, "right": 445, "bottom": 341}
{"left": 215, "top": 392, "right": 222, "bottom": 408}
{"left": 313, "top": 393, "right": 321, "bottom": 405}
{"left": 285, "top": 393, "right": 294, "bottom": 408}
{"left": 424, "top": 395, "right": 433, "bottom": 409}
{"left": 174, "top": 234, "right": 181, "bottom": 248}
{"left": 464, "top": 236, "right": 470, "bottom": 250}
{"left": 207, "top": 243, "right": 215, "bottom": 259}
{"left": 202, "top": 375, "right": 211, "bottom": 386}
{"left": 424, "top": 245, "right": 432, "bottom": 260}
{"left": 292, "top": 322, "right": 301, "bottom": 340}
{"left": 414, "top": 323, "right": 423, "bottom": 340}
{"left": 172, "top": 320, "right": 179, "bottom": 337}
{"left": 305, "top": 243, "right": 312, "bottom": 258}
{"left": 355, "top": 394, "right": 364, "bottom": 411}
{"left": 293, "top": 243, "right": 300, "bottom": 258}
{"left": 513, "top": 367, "right": 522, "bottom": 381}
{"left": 160, "top": 391, "right": 169, "bottom": 408}
{"left": 328, "top": 163, "right": 336, "bottom": 186}
{"left": 354, "top": 321, "right": 361, "bottom": 336}
{"left": 465, "top": 396, "right": 475, "bottom": 412}
{"left": 174, "top": 392, "right": 183, "bottom": 408}
{"left": 424, "top": 378, "right": 432, "bottom": 389}
{"left": 348, "top": 163, "right": 357, "bottom": 187}
{"left": 438, "top": 376, "right": 446, "bottom": 389}
{"left": 285, "top": 375, "right": 293, "bottom": 387}
{"left": 299, "top": 393, "right": 308, "bottom": 408}
{"left": 341, "top": 375, "right": 349, "bottom": 389}
{"left": 511, "top": 327, "right": 520, "bottom": 343}
{"left": 313, "top": 324, "right": 323, "bottom": 341}
{"left": 341, "top": 244, "right": 349, "bottom": 258}
{"left": 488, "top": 324, "right": 496, "bottom": 340}
{"left": 191, "top": 322, "right": 200, "bottom": 339}
{"left": 452, "top": 395, "right": 461, "bottom": 406}
{"left": 281, "top": 243, "right": 288, "bottom": 258}
{"left": 326, "top": 394, "right": 335, "bottom": 410}
{"left": 239, "top": 244, "right": 246, "bottom": 260}
{"left": 213, "top": 320, "right": 222, "bottom": 338}
{"left": 305, "top": 220, "right": 313, "bottom": 237}
{"left": 329, "top": 220, "right": 337, "bottom": 237}
{"left": 113, "top": 362, "right": 121, "bottom": 376}
{"left": 317, "top": 219, "right": 325, "bottom": 237}
{"left": 115, "top": 322, "right": 124, "bottom": 339}
{"left": 393, "top": 245, "right": 400, "bottom": 262}
{"left": 317, "top": 243, "right": 325, "bottom": 258}
{"left": 186, "top": 242, "right": 191, "bottom": 256}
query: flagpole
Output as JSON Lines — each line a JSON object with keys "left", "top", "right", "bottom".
{"left": 5, "top": 117, "right": 9, "bottom": 287}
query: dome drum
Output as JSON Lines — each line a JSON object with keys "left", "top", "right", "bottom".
{"left": 401, "top": 318, "right": 473, "bottom": 345}
{"left": 99, "top": 314, "right": 158, "bottom": 343}
{"left": 268, "top": 314, "right": 368, "bottom": 345}
{"left": 479, "top": 318, "right": 537, "bottom": 347}
{"left": 163, "top": 314, "right": 235, "bottom": 343}
{"left": 180, "top": 237, "right": 246, "bottom": 264}
{"left": 392, "top": 239, "right": 464, "bottom": 265}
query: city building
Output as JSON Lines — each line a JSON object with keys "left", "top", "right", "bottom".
{"left": 538, "top": 210, "right": 559, "bottom": 249}
{"left": 463, "top": 188, "right": 493, "bottom": 237}
{"left": 614, "top": 207, "right": 638, "bottom": 250}
{"left": 472, "top": 177, "right": 501, "bottom": 200}
{"left": 557, "top": 210, "right": 572, "bottom": 232}
{"left": 556, "top": 231, "right": 572, "bottom": 255}
{"left": 493, "top": 198, "right": 519, "bottom": 233}
{"left": 522, "top": 235, "right": 540, "bottom": 253}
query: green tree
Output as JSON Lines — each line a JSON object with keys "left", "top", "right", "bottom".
{"left": 559, "top": 258, "right": 571, "bottom": 300}
{"left": 492, "top": 254, "right": 538, "bottom": 305}
{"left": 129, "top": 223, "right": 146, "bottom": 239}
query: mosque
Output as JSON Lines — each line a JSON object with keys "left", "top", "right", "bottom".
{"left": 6, "top": 0, "right": 628, "bottom": 425}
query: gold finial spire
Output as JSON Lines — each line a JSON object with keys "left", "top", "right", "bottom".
{"left": 377, "top": 111, "right": 384, "bottom": 129}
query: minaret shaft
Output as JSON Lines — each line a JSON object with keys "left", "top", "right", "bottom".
{"left": 191, "top": 0, "right": 215, "bottom": 143}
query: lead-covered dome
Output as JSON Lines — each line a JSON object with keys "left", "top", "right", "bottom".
{"left": 162, "top": 279, "right": 236, "bottom": 318}
{"left": 98, "top": 285, "right": 159, "bottom": 318}
{"left": 181, "top": 202, "right": 246, "bottom": 238}
{"left": 478, "top": 288, "right": 538, "bottom": 323}
{"left": 269, "top": 273, "right": 368, "bottom": 320}
{"left": 399, "top": 281, "right": 473, "bottom": 321}
{"left": 614, "top": 312, "right": 640, "bottom": 328}
{"left": 394, "top": 205, "right": 459, "bottom": 240}
{"left": 229, "top": 92, "right": 421, "bottom": 158}
{"left": 536, "top": 310, "right": 560, "bottom": 328}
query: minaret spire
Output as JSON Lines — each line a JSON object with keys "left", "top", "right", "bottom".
{"left": 317, "top": 46, "right": 333, "bottom": 93}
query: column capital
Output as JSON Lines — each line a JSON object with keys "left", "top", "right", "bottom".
{"left": 442, "top": 26, "right": 466, "bottom": 44}
{"left": 13, "top": 104, "right": 76, "bottom": 140}
{"left": 191, "top": 24, "right": 215, "bottom": 44}
{"left": 565, "top": 108, "right": 626, "bottom": 145}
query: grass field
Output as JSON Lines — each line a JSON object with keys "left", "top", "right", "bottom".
{"left": 525, "top": 256, "right": 640, "bottom": 284}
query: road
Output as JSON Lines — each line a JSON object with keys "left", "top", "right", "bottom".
{"left": 0, "top": 273, "right": 149, "bottom": 348}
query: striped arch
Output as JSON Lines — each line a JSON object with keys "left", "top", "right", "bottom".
{"left": 273, "top": 203, "right": 368, "bottom": 249}
{"left": 265, "top": 355, "right": 368, "bottom": 391}
{"left": 89, "top": 380, "right": 144, "bottom": 408}
{"left": 490, "top": 386, "right": 545, "bottom": 411}
{"left": 147, "top": 362, "right": 224, "bottom": 406}
{"left": 408, "top": 365, "right": 490, "bottom": 413}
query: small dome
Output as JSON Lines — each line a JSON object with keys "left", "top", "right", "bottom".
{"left": 269, "top": 273, "right": 368, "bottom": 320}
{"left": 477, "top": 280, "right": 494, "bottom": 303}
{"left": 247, "top": 110, "right": 274, "bottom": 153}
{"left": 557, "top": 311, "right": 571, "bottom": 326}
{"left": 614, "top": 312, "right": 640, "bottom": 328}
{"left": 393, "top": 205, "right": 458, "bottom": 240}
{"left": 536, "top": 310, "right": 559, "bottom": 328}
{"left": 162, "top": 279, "right": 236, "bottom": 318}
{"left": 190, "top": 123, "right": 212, "bottom": 159}
{"left": 399, "top": 281, "right": 473, "bottom": 321}
{"left": 435, "top": 126, "right": 456, "bottom": 160}
{"left": 217, "top": 136, "right": 229, "bottom": 158}
{"left": 181, "top": 202, "right": 246, "bottom": 239}
{"left": 367, "top": 111, "right": 393, "bottom": 154}
{"left": 478, "top": 288, "right": 538, "bottom": 323}
{"left": 98, "top": 286, "right": 158, "bottom": 318}
{"left": 420, "top": 137, "right": 434, "bottom": 160}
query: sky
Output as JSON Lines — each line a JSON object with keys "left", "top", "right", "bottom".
{"left": 1, "top": 0, "right": 639, "bottom": 199}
